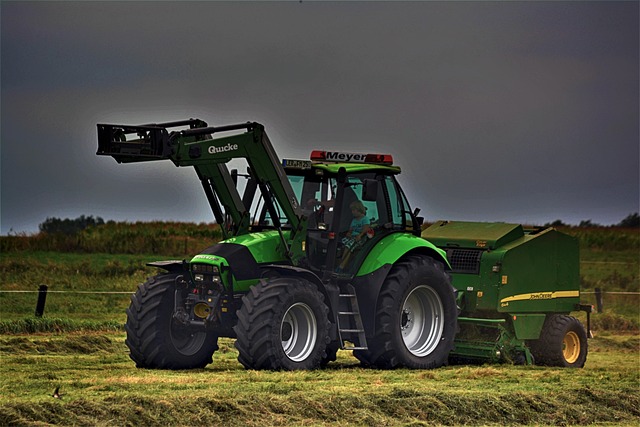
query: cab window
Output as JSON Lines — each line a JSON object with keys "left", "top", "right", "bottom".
{"left": 385, "top": 176, "right": 415, "bottom": 231}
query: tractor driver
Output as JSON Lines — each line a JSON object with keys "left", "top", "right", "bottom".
{"left": 337, "top": 200, "right": 370, "bottom": 272}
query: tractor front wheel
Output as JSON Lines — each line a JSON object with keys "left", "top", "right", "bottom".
{"left": 528, "top": 314, "right": 588, "bottom": 368}
{"left": 125, "top": 273, "right": 219, "bottom": 369}
{"left": 354, "top": 255, "right": 457, "bottom": 369}
{"left": 234, "top": 278, "right": 330, "bottom": 370}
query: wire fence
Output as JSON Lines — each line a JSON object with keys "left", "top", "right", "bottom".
{"left": 0, "top": 290, "right": 133, "bottom": 294}
{"left": 0, "top": 286, "right": 135, "bottom": 322}
{"left": 581, "top": 291, "right": 640, "bottom": 295}
{"left": 1, "top": 286, "right": 638, "bottom": 318}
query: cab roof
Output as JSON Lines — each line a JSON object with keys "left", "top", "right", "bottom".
{"left": 282, "top": 150, "right": 402, "bottom": 174}
{"left": 311, "top": 162, "right": 401, "bottom": 174}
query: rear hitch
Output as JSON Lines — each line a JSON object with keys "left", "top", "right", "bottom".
{"left": 578, "top": 303, "right": 594, "bottom": 338}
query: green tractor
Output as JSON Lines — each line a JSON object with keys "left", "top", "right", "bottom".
{"left": 97, "top": 119, "right": 590, "bottom": 370}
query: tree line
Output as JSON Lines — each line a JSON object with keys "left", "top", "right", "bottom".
{"left": 37, "top": 212, "right": 640, "bottom": 235}
{"left": 544, "top": 213, "right": 639, "bottom": 229}
{"left": 38, "top": 215, "right": 106, "bottom": 235}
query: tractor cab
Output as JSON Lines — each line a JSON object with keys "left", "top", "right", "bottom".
{"left": 278, "top": 150, "right": 423, "bottom": 277}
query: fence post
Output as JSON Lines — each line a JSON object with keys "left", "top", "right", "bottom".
{"left": 594, "top": 287, "right": 603, "bottom": 313}
{"left": 35, "top": 284, "right": 48, "bottom": 317}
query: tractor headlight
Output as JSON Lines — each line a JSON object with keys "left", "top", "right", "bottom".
{"left": 191, "top": 263, "right": 222, "bottom": 288}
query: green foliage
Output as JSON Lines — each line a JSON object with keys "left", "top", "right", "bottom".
{"left": 579, "top": 249, "right": 639, "bottom": 291}
{"left": 545, "top": 212, "right": 639, "bottom": 229}
{"left": 0, "top": 252, "right": 159, "bottom": 323}
{"left": 545, "top": 219, "right": 568, "bottom": 227}
{"left": 3, "top": 218, "right": 637, "bottom": 254}
{"left": 618, "top": 212, "right": 640, "bottom": 228}
{"left": 562, "top": 226, "right": 640, "bottom": 252}
{"left": 1, "top": 226, "right": 638, "bottom": 329}
{"left": 39, "top": 215, "right": 104, "bottom": 235}
{"left": 2, "top": 221, "right": 222, "bottom": 256}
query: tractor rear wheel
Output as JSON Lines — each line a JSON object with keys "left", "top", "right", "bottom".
{"left": 234, "top": 278, "right": 330, "bottom": 370}
{"left": 125, "top": 273, "right": 219, "bottom": 369}
{"left": 528, "top": 314, "right": 588, "bottom": 368}
{"left": 354, "top": 255, "right": 457, "bottom": 369}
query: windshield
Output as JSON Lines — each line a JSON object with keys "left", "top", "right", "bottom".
{"left": 261, "top": 172, "right": 333, "bottom": 229}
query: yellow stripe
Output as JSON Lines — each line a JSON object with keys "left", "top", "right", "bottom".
{"left": 500, "top": 290, "right": 579, "bottom": 304}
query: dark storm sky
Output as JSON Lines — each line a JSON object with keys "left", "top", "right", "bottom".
{"left": 1, "top": 1, "right": 638, "bottom": 234}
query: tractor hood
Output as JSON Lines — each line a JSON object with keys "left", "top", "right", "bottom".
{"left": 201, "top": 230, "right": 290, "bottom": 266}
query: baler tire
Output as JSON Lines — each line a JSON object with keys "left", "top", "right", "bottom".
{"left": 354, "top": 255, "right": 457, "bottom": 369}
{"left": 125, "top": 273, "right": 219, "bottom": 369}
{"left": 234, "top": 278, "right": 331, "bottom": 370}
{"left": 528, "top": 314, "right": 587, "bottom": 368}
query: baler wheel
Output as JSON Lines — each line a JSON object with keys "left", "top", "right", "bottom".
{"left": 234, "top": 278, "right": 331, "bottom": 370}
{"left": 354, "top": 255, "right": 457, "bottom": 369}
{"left": 563, "top": 331, "right": 581, "bottom": 364}
{"left": 528, "top": 314, "right": 588, "bottom": 368}
{"left": 125, "top": 273, "right": 219, "bottom": 369}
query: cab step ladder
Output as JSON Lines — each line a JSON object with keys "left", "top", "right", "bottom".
{"left": 337, "top": 286, "right": 368, "bottom": 350}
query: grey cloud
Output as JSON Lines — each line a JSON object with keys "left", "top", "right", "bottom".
{"left": 1, "top": 1, "right": 638, "bottom": 234}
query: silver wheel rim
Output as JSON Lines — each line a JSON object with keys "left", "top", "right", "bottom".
{"left": 281, "top": 303, "right": 317, "bottom": 362}
{"left": 400, "top": 285, "right": 444, "bottom": 357}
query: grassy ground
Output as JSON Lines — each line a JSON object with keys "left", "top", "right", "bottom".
{"left": 0, "top": 252, "right": 157, "bottom": 324}
{"left": 1, "top": 333, "right": 638, "bottom": 426}
{"left": 0, "top": 224, "right": 638, "bottom": 425}
{"left": 1, "top": 248, "right": 637, "bottom": 329}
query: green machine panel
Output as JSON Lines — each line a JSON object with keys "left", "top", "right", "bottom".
{"left": 422, "top": 221, "right": 580, "bottom": 315}
{"left": 497, "top": 227, "right": 580, "bottom": 313}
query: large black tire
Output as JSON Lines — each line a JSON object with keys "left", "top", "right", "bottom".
{"left": 528, "top": 314, "right": 588, "bottom": 368}
{"left": 354, "top": 255, "right": 457, "bottom": 369}
{"left": 125, "top": 273, "right": 219, "bottom": 369}
{"left": 234, "top": 278, "right": 331, "bottom": 370}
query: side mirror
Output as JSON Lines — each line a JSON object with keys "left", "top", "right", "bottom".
{"left": 362, "top": 179, "right": 379, "bottom": 202}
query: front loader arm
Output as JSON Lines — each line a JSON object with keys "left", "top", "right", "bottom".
{"left": 97, "top": 120, "right": 307, "bottom": 264}
{"left": 196, "top": 163, "right": 250, "bottom": 239}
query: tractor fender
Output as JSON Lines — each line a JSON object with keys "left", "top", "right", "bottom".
{"left": 357, "top": 233, "right": 450, "bottom": 276}
{"left": 352, "top": 233, "right": 451, "bottom": 336}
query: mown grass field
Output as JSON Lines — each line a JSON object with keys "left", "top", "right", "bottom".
{"left": 1, "top": 333, "right": 638, "bottom": 426}
{"left": 1, "top": 223, "right": 638, "bottom": 426}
